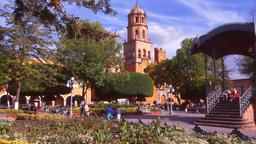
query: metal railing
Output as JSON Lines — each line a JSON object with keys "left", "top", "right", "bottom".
{"left": 239, "top": 86, "right": 253, "bottom": 116}
{"left": 206, "top": 85, "right": 222, "bottom": 114}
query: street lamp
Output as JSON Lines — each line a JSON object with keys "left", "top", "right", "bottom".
{"left": 66, "top": 77, "right": 78, "bottom": 117}
{"left": 5, "top": 84, "right": 10, "bottom": 108}
{"left": 169, "top": 85, "right": 175, "bottom": 115}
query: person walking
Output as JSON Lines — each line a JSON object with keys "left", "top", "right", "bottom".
{"left": 105, "top": 105, "right": 113, "bottom": 120}
{"left": 117, "top": 106, "right": 121, "bottom": 121}
{"left": 84, "top": 102, "right": 90, "bottom": 117}
{"left": 80, "top": 101, "right": 85, "bottom": 117}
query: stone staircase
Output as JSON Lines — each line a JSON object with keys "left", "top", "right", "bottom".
{"left": 196, "top": 101, "right": 255, "bottom": 128}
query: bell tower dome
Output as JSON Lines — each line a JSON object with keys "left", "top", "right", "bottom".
{"left": 123, "top": 5, "right": 152, "bottom": 73}
{"left": 127, "top": 6, "right": 148, "bottom": 42}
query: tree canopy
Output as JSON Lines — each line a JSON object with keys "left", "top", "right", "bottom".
{"left": 145, "top": 38, "right": 231, "bottom": 102}
{"left": 57, "top": 20, "right": 123, "bottom": 97}
{"left": 0, "top": 3, "right": 59, "bottom": 108}
{"left": 0, "top": 0, "right": 119, "bottom": 108}
{"left": 237, "top": 56, "right": 253, "bottom": 77}
{"left": 12, "top": 0, "right": 117, "bottom": 38}
{"left": 96, "top": 72, "right": 154, "bottom": 99}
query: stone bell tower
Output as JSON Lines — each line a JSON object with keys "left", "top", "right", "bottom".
{"left": 123, "top": 5, "right": 152, "bottom": 73}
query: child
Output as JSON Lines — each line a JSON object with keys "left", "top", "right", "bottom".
{"left": 185, "top": 103, "right": 189, "bottom": 113}
{"left": 117, "top": 107, "right": 121, "bottom": 121}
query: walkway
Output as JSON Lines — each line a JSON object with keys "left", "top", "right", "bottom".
{"left": 123, "top": 111, "right": 256, "bottom": 138}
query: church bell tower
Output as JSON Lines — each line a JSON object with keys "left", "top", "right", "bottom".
{"left": 123, "top": 5, "right": 152, "bottom": 73}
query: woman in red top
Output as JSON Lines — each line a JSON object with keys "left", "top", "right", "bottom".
{"left": 231, "top": 88, "right": 239, "bottom": 102}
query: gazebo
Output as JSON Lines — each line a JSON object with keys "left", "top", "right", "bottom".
{"left": 191, "top": 22, "right": 256, "bottom": 128}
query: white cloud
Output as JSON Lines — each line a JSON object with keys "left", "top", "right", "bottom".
{"left": 148, "top": 12, "right": 182, "bottom": 22}
{"left": 97, "top": 14, "right": 126, "bottom": 26}
{"left": 148, "top": 22, "right": 190, "bottom": 58}
{"left": 176, "top": 0, "right": 245, "bottom": 26}
{"left": 114, "top": 21, "right": 202, "bottom": 58}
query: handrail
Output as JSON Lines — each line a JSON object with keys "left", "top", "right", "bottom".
{"left": 239, "top": 86, "right": 252, "bottom": 116}
{"left": 206, "top": 85, "right": 222, "bottom": 114}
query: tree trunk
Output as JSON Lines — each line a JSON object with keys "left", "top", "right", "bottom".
{"left": 82, "top": 83, "right": 90, "bottom": 103}
{"left": 82, "top": 84, "right": 85, "bottom": 97}
{"left": 14, "top": 81, "right": 21, "bottom": 109}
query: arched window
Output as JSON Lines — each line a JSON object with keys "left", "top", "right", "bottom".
{"left": 135, "top": 17, "right": 139, "bottom": 23}
{"left": 143, "top": 49, "right": 146, "bottom": 57}
{"left": 135, "top": 30, "right": 139, "bottom": 38}
{"left": 143, "top": 30, "right": 145, "bottom": 39}
{"left": 148, "top": 51, "right": 151, "bottom": 59}
{"left": 141, "top": 17, "right": 144, "bottom": 23}
{"left": 138, "top": 49, "right": 141, "bottom": 58}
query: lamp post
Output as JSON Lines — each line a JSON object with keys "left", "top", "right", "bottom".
{"left": 169, "top": 85, "right": 175, "bottom": 115}
{"left": 5, "top": 84, "right": 10, "bottom": 108}
{"left": 66, "top": 77, "right": 78, "bottom": 117}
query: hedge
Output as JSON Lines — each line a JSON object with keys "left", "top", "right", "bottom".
{"left": 16, "top": 114, "right": 64, "bottom": 120}
{"left": 0, "top": 109, "right": 24, "bottom": 114}
{"left": 97, "top": 72, "right": 153, "bottom": 98}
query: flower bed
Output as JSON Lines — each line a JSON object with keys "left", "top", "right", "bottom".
{"left": 0, "top": 117, "right": 255, "bottom": 143}
{"left": 0, "top": 139, "right": 29, "bottom": 144}
{"left": 0, "top": 109, "right": 24, "bottom": 120}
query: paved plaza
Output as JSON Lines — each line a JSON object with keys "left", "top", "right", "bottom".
{"left": 123, "top": 111, "right": 256, "bottom": 138}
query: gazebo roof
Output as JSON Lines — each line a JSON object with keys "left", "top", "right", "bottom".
{"left": 191, "top": 22, "right": 255, "bottom": 59}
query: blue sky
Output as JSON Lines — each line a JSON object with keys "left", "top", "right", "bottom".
{"left": 65, "top": 0, "right": 254, "bottom": 79}
{"left": 0, "top": 0, "right": 254, "bottom": 79}
{"left": 64, "top": 0, "right": 253, "bottom": 57}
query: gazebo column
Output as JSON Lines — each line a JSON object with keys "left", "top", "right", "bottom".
{"left": 204, "top": 54, "right": 208, "bottom": 81}
{"left": 221, "top": 57, "right": 225, "bottom": 92}
{"left": 253, "top": 21, "right": 256, "bottom": 98}
{"left": 213, "top": 55, "right": 217, "bottom": 84}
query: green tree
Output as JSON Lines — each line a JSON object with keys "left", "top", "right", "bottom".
{"left": 96, "top": 72, "right": 153, "bottom": 100}
{"left": 0, "top": 5, "right": 58, "bottom": 109}
{"left": 144, "top": 61, "right": 170, "bottom": 88}
{"left": 237, "top": 56, "right": 253, "bottom": 77}
{"left": 13, "top": 0, "right": 116, "bottom": 39}
{"left": 57, "top": 20, "right": 123, "bottom": 98}
{"left": 146, "top": 38, "right": 231, "bottom": 101}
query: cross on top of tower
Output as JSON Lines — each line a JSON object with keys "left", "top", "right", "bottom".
{"left": 130, "top": 0, "right": 145, "bottom": 14}
{"left": 136, "top": 0, "right": 139, "bottom": 7}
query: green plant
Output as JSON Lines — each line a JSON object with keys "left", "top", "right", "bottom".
{"left": 0, "top": 120, "right": 12, "bottom": 135}
{"left": 207, "top": 133, "right": 242, "bottom": 144}
{"left": 119, "top": 121, "right": 129, "bottom": 141}
{"left": 95, "top": 128, "right": 112, "bottom": 143}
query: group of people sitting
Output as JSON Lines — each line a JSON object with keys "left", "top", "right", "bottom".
{"left": 221, "top": 88, "right": 239, "bottom": 102}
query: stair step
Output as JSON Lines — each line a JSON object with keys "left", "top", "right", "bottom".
{"left": 213, "top": 107, "right": 240, "bottom": 110}
{"left": 217, "top": 102, "right": 239, "bottom": 104}
{"left": 198, "top": 119, "right": 254, "bottom": 125}
{"left": 215, "top": 105, "right": 239, "bottom": 107}
{"left": 203, "top": 117, "right": 247, "bottom": 122}
{"left": 210, "top": 110, "right": 240, "bottom": 113}
{"left": 206, "top": 114, "right": 242, "bottom": 119}
{"left": 195, "top": 122, "right": 255, "bottom": 128}
{"left": 216, "top": 104, "right": 239, "bottom": 106}
{"left": 212, "top": 107, "right": 240, "bottom": 111}
{"left": 209, "top": 111, "right": 240, "bottom": 115}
